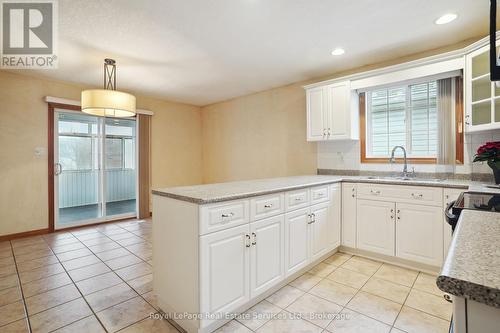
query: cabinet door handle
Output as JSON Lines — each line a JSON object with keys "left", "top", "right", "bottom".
{"left": 251, "top": 232, "right": 257, "bottom": 245}
{"left": 443, "top": 294, "right": 452, "bottom": 303}
{"left": 327, "top": 128, "right": 331, "bottom": 136}
{"left": 245, "top": 234, "right": 251, "bottom": 247}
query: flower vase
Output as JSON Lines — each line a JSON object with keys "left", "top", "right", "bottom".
{"left": 487, "top": 161, "right": 500, "bottom": 184}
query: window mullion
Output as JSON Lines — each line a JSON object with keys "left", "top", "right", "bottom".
{"left": 406, "top": 85, "right": 411, "bottom": 156}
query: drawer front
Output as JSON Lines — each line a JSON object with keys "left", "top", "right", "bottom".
{"left": 200, "top": 200, "right": 250, "bottom": 235}
{"left": 357, "top": 183, "right": 443, "bottom": 206}
{"left": 250, "top": 193, "right": 284, "bottom": 221}
{"left": 285, "top": 189, "right": 310, "bottom": 211}
{"left": 310, "top": 185, "right": 330, "bottom": 204}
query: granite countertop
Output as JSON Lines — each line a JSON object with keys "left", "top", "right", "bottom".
{"left": 437, "top": 210, "right": 500, "bottom": 308}
{"left": 152, "top": 175, "right": 474, "bottom": 204}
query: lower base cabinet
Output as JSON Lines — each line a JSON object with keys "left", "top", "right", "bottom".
{"left": 284, "top": 208, "right": 310, "bottom": 276}
{"left": 356, "top": 199, "right": 395, "bottom": 256}
{"left": 250, "top": 215, "right": 284, "bottom": 298}
{"left": 200, "top": 225, "right": 250, "bottom": 321}
{"left": 396, "top": 203, "right": 443, "bottom": 266}
{"left": 310, "top": 202, "right": 331, "bottom": 261}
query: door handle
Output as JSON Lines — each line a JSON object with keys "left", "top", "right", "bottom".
{"left": 54, "top": 163, "right": 62, "bottom": 175}
{"left": 251, "top": 232, "right": 257, "bottom": 245}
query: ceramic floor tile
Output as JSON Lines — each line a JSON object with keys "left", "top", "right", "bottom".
{"left": 390, "top": 328, "right": 407, "bottom": 333}
{"left": 236, "top": 300, "right": 281, "bottom": 331}
{"left": 53, "top": 315, "right": 106, "bottom": 333}
{"left": 19, "top": 263, "right": 65, "bottom": 284}
{"left": 116, "top": 236, "right": 146, "bottom": 247}
{"left": 0, "top": 300, "right": 26, "bottom": 327}
{"left": 0, "top": 286, "right": 22, "bottom": 307}
{"left": 362, "top": 277, "right": 410, "bottom": 304}
{"left": 85, "top": 282, "right": 138, "bottom": 312}
{"left": 0, "top": 318, "right": 30, "bottom": 333}
{"left": 346, "top": 291, "right": 402, "bottom": 326}
{"left": 326, "top": 267, "right": 370, "bottom": 289}
{"left": 288, "top": 272, "right": 322, "bottom": 291}
{"left": 286, "top": 293, "right": 342, "bottom": 328}
{"left": 309, "top": 279, "right": 357, "bottom": 306}
{"left": 214, "top": 320, "right": 253, "bottom": 333}
{"left": 0, "top": 274, "right": 19, "bottom": 291}
{"left": 118, "top": 317, "right": 180, "bottom": 333}
{"left": 128, "top": 273, "right": 153, "bottom": 294}
{"left": 266, "top": 285, "right": 304, "bottom": 308}
{"left": 56, "top": 248, "right": 93, "bottom": 262}
{"left": 81, "top": 236, "right": 113, "bottom": 247}
{"left": 115, "top": 262, "right": 152, "bottom": 281}
{"left": 14, "top": 249, "right": 54, "bottom": 263}
{"left": 45, "top": 236, "right": 80, "bottom": 248}
{"left": 12, "top": 244, "right": 51, "bottom": 257}
{"left": 96, "top": 296, "right": 156, "bottom": 333}
{"left": 105, "top": 254, "right": 143, "bottom": 270}
{"left": 25, "top": 283, "right": 81, "bottom": 315}
{"left": 76, "top": 271, "right": 123, "bottom": 295}
{"left": 16, "top": 255, "right": 59, "bottom": 272}
{"left": 255, "top": 310, "right": 322, "bottom": 333}
{"left": 405, "top": 289, "right": 452, "bottom": 320}
{"left": 413, "top": 273, "right": 443, "bottom": 296}
{"left": 323, "top": 252, "right": 352, "bottom": 266}
{"left": 21, "top": 272, "right": 72, "bottom": 298}
{"left": 341, "top": 256, "right": 382, "bottom": 276}
{"left": 308, "top": 262, "right": 337, "bottom": 277}
{"left": 88, "top": 242, "right": 122, "bottom": 254}
{"left": 326, "top": 308, "right": 391, "bottom": 333}
{"left": 0, "top": 264, "right": 17, "bottom": 279}
{"left": 61, "top": 254, "right": 101, "bottom": 271}
{"left": 142, "top": 291, "right": 159, "bottom": 310}
{"left": 95, "top": 248, "right": 131, "bottom": 261}
{"left": 51, "top": 242, "right": 86, "bottom": 254}
{"left": 394, "top": 306, "right": 450, "bottom": 333}
{"left": 68, "top": 262, "right": 111, "bottom": 282}
{"left": 373, "top": 264, "right": 418, "bottom": 287}
{"left": 29, "top": 298, "right": 92, "bottom": 333}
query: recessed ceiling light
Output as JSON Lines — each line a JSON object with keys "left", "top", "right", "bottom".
{"left": 331, "top": 48, "right": 345, "bottom": 56}
{"left": 435, "top": 13, "right": 458, "bottom": 25}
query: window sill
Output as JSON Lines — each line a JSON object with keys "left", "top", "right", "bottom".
{"left": 361, "top": 157, "right": 437, "bottom": 164}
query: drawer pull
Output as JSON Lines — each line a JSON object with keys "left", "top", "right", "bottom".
{"left": 316, "top": 193, "right": 324, "bottom": 197}
{"left": 370, "top": 190, "right": 381, "bottom": 195}
{"left": 264, "top": 204, "right": 273, "bottom": 208}
{"left": 221, "top": 212, "right": 235, "bottom": 218}
{"left": 294, "top": 197, "right": 302, "bottom": 201}
{"left": 411, "top": 193, "right": 423, "bottom": 199}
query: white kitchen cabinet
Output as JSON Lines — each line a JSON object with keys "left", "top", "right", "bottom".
{"left": 443, "top": 188, "right": 463, "bottom": 260}
{"left": 465, "top": 43, "right": 500, "bottom": 132}
{"left": 341, "top": 183, "right": 357, "bottom": 248}
{"left": 328, "top": 184, "right": 341, "bottom": 249}
{"left": 305, "top": 80, "right": 359, "bottom": 141}
{"left": 395, "top": 203, "right": 443, "bottom": 266}
{"left": 356, "top": 199, "right": 395, "bottom": 256}
{"left": 284, "top": 208, "right": 310, "bottom": 276}
{"left": 310, "top": 202, "right": 330, "bottom": 261}
{"left": 200, "top": 224, "right": 250, "bottom": 321}
{"left": 250, "top": 215, "right": 284, "bottom": 298}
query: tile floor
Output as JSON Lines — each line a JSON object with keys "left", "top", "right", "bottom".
{"left": 0, "top": 219, "right": 452, "bottom": 333}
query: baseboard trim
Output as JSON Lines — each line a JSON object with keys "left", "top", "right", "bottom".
{"left": 0, "top": 228, "right": 49, "bottom": 242}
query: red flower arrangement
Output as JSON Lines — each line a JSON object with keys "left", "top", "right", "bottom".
{"left": 473, "top": 141, "right": 500, "bottom": 163}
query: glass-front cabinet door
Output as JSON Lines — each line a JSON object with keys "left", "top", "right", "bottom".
{"left": 466, "top": 43, "right": 500, "bottom": 132}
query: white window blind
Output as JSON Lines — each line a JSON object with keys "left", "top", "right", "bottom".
{"left": 366, "top": 81, "right": 438, "bottom": 158}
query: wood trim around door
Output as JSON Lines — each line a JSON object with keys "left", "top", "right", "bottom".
{"left": 455, "top": 76, "right": 464, "bottom": 164}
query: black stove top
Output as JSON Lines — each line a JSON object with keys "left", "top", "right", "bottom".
{"left": 455, "top": 192, "right": 500, "bottom": 212}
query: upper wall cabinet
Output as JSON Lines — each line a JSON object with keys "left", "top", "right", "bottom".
{"left": 465, "top": 44, "right": 500, "bottom": 132}
{"left": 305, "top": 80, "right": 359, "bottom": 141}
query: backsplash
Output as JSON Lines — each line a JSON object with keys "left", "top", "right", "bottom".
{"left": 317, "top": 130, "right": 500, "bottom": 175}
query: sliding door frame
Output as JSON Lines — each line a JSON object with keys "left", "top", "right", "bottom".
{"left": 48, "top": 103, "right": 139, "bottom": 231}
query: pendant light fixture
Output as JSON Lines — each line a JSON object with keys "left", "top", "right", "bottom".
{"left": 81, "top": 59, "right": 136, "bottom": 117}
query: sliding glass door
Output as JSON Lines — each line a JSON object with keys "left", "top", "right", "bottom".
{"left": 54, "top": 110, "right": 137, "bottom": 229}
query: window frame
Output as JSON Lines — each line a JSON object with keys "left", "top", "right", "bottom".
{"left": 359, "top": 77, "right": 464, "bottom": 164}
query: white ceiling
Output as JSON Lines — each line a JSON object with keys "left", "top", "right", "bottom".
{"left": 21, "top": 0, "right": 490, "bottom": 106}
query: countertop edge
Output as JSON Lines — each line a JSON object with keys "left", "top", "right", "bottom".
{"left": 437, "top": 275, "right": 500, "bottom": 308}
{"left": 152, "top": 177, "right": 469, "bottom": 204}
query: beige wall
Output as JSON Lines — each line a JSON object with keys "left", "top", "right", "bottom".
{"left": 201, "top": 83, "right": 317, "bottom": 183}
{"left": 0, "top": 71, "right": 202, "bottom": 236}
{"left": 200, "top": 37, "right": 481, "bottom": 184}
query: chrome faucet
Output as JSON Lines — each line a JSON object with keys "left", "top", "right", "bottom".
{"left": 389, "top": 146, "right": 413, "bottom": 178}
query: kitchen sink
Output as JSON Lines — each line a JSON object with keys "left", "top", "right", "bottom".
{"left": 363, "top": 176, "right": 446, "bottom": 182}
